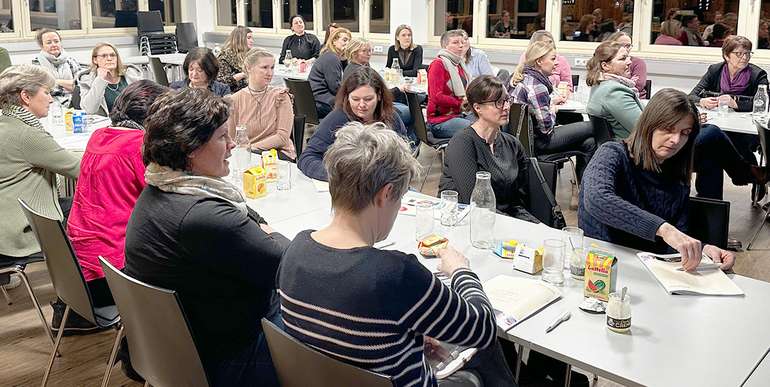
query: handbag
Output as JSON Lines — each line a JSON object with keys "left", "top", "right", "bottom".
{"left": 529, "top": 157, "right": 567, "bottom": 229}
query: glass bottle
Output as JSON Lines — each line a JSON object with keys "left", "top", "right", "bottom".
{"left": 470, "top": 171, "right": 496, "bottom": 249}
{"left": 753, "top": 84, "right": 768, "bottom": 124}
{"left": 232, "top": 125, "right": 251, "bottom": 183}
{"left": 392, "top": 58, "right": 402, "bottom": 81}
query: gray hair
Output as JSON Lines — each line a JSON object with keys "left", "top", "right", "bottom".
{"left": 323, "top": 121, "right": 421, "bottom": 213}
{"left": 440, "top": 29, "right": 466, "bottom": 48}
{"left": 0, "top": 64, "right": 56, "bottom": 106}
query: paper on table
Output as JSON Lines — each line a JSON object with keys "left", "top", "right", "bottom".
{"left": 311, "top": 179, "right": 329, "bottom": 192}
{"left": 637, "top": 252, "right": 744, "bottom": 296}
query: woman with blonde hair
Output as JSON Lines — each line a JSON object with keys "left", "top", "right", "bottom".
{"left": 227, "top": 47, "right": 296, "bottom": 161}
{"left": 520, "top": 30, "right": 573, "bottom": 94}
{"left": 78, "top": 42, "right": 142, "bottom": 115}
{"left": 308, "top": 27, "right": 351, "bottom": 118}
{"left": 655, "top": 20, "right": 683, "bottom": 45}
{"left": 607, "top": 31, "right": 648, "bottom": 98}
{"left": 509, "top": 41, "right": 596, "bottom": 180}
{"left": 342, "top": 37, "right": 371, "bottom": 79}
{"left": 386, "top": 24, "right": 423, "bottom": 77}
{"left": 573, "top": 14, "right": 596, "bottom": 42}
{"left": 216, "top": 25, "right": 253, "bottom": 92}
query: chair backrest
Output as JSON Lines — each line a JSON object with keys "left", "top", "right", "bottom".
{"left": 176, "top": 22, "right": 199, "bottom": 53}
{"left": 148, "top": 56, "right": 169, "bottom": 86}
{"left": 588, "top": 114, "right": 614, "bottom": 146}
{"left": 687, "top": 197, "right": 730, "bottom": 249}
{"left": 284, "top": 78, "right": 319, "bottom": 125}
{"left": 512, "top": 103, "right": 534, "bottom": 157}
{"left": 0, "top": 47, "right": 11, "bottom": 74}
{"left": 571, "top": 74, "right": 579, "bottom": 92}
{"left": 69, "top": 84, "right": 82, "bottom": 109}
{"left": 405, "top": 91, "right": 430, "bottom": 145}
{"left": 505, "top": 101, "right": 526, "bottom": 136}
{"left": 100, "top": 258, "right": 209, "bottom": 387}
{"left": 756, "top": 120, "right": 770, "bottom": 165}
{"left": 17, "top": 198, "right": 97, "bottom": 323}
{"left": 137, "top": 11, "right": 164, "bottom": 34}
{"left": 644, "top": 79, "right": 652, "bottom": 98}
{"left": 526, "top": 159, "right": 559, "bottom": 226}
{"left": 261, "top": 319, "right": 393, "bottom": 387}
{"left": 293, "top": 114, "right": 306, "bottom": 157}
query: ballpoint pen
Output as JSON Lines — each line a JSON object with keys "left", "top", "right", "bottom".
{"left": 545, "top": 311, "right": 571, "bottom": 333}
{"left": 676, "top": 263, "right": 722, "bottom": 272}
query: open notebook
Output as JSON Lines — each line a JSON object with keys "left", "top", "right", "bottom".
{"left": 637, "top": 252, "right": 744, "bottom": 296}
{"left": 428, "top": 274, "right": 561, "bottom": 379}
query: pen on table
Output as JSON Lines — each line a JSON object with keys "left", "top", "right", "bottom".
{"left": 545, "top": 311, "right": 571, "bottom": 333}
{"left": 676, "top": 263, "right": 722, "bottom": 272}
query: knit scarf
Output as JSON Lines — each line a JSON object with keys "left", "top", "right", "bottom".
{"left": 2, "top": 104, "right": 44, "bottom": 131}
{"left": 720, "top": 64, "right": 751, "bottom": 95}
{"left": 603, "top": 73, "right": 639, "bottom": 97}
{"left": 523, "top": 65, "right": 553, "bottom": 94}
{"left": 437, "top": 49, "right": 469, "bottom": 97}
{"left": 112, "top": 119, "right": 144, "bottom": 130}
{"left": 144, "top": 162, "right": 248, "bottom": 215}
{"left": 35, "top": 50, "right": 77, "bottom": 80}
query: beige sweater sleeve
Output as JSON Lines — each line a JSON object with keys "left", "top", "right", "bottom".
{"left": 253, "top": 89, "right": 295, "bottom": 155}
{"left": 22, "top": 127, "right": 81, "bottom": 179}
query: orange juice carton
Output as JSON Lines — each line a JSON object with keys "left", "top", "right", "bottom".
{"left": 262, "top": 149, "right": 279, "bottom": 182}
{"left": 243, "top": 166, "right": 267, "bottom": 199}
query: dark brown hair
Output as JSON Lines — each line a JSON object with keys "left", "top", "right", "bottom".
{"left": 142, "top": 88, "right": 230, "bottom": 170}
{"left": 182, "top": 47, "right": 220, "bottom": 86}
{"left": 110, "top": 80, "right": 169, "bottom": 127}
{"left": 625, "top": 88, "right": 701, "bottom": 183}
{"left": 35, "top": 28, "right": 60, "bottom": 47}
{"left": 463, "top": 75, "right": 506, "bottom": 114}
{"left": 335, "top": 66, "right": 396, "bottom": 126}
{"left": 722, "top": 35, "right": 753, "bottom": 61}
{"left": 586, "top": 42, "right": 625, "bottom": 86}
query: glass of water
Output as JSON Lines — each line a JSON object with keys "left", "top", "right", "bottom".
{"left": 562, "top": 226, "right": 585, "bottom": 279}
{"left": 717, "top": 95, "right": 731, "bottom": 118}
{"left": 415, "top": 201, "right": 434, "bottom": 241}
{"left": 277, "top": 160, "right": 291, "bottom": 191}
{"left": 439, "top": 190, "right": 459, "bottom": 226}
{"left": 542, "top": 239, "right": 565, "bottom": 285}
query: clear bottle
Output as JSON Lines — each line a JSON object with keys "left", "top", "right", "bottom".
{"left": 470, "top": 171, "right": 496, "bottom": 249}
{"left": 391, "top": 58, "right": 402, "bottom": 80}
{"left": 232, "top": 125, "right": 251, "bottom": 183}
{"left": 212, "top": 43, "right": 222, "bottom": 56}
{"left": 753, "top": 84, "right": 769, "bottom": 124}
{"left": 49, "top": 99, "right": 63, "bottom": 127}
{"left": 285, "top": 49, "right": 293, "bottom": 65}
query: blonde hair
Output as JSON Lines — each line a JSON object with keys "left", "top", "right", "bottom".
{"left": 529, "top": 30, "right": 556, "bottom": 50}
{"left": 243, "top": 47, "right": 275, "bottom": 71}
{"left": 320, "top": 27, "right": 352, "bottom": 56}
{"left": 394, "top": 24, "right": 416, "bottom": 50}
{"left": 585, "top": 42, "right": 625, "bottom": 86}
{"left": 660, "top": 20, "right": 681, "bottom": 38}
{"left": 343, "top": 38, "right": 371, "bottom": 64}
{"left": 222, "top": 26, "right": 253, "bottom": 67}
{"left": 0, "top": 64, "right": 56, "bottom": 106}
{"left": 511, "top": 41, "right": 554, "bottom": 85}
{"left": 90, "top": 43, "right": 126, "bottom": 77}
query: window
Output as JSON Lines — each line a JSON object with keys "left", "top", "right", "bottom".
{"left": 486, "top": 0, "right": 545, "bottom": 40}
{"left": 281, "top": 0, "right": 314, "bottom": 30}
{"left": 756, "top": 1, "right": 770, "bottom": 50}
{"left": 650, "top": 1, "right": 738, "bottom": 48}
{"left": 322, "top": 0, "right": 359, "bottom": 33}
{"left": 434, "top": 0, "right": 474, "bottom": 37}
{"left": 0, "top": 1, "right": 12, "bottom": 33}
{"left": 560, "top": 1, "right": 633, "bottom": 42}
{"left": 91, "top": 0, "right": 138, "bottom": 29}
{"left": 368, "top": 0, "right": 389, "bottom": 34}
{"left": 246, "top": 0, "right": 273, "bottom": 29}
{"left": 30, "top": 0, "right": 81, "bottom": 30}
{"left": 216, "top": 0, "right": 237, "bottom": 26}
{"left": 149, "top": 0, "right": 182, "bottom": 26}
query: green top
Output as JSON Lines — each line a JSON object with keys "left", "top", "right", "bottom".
{"left": 104, "top": 77, "right": 128, "bottom": 113}
{"left": 586, "top": 80, "right": 644, "bottom": 139}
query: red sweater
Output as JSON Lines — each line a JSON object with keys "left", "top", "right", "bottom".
{"left": 427, "top": 59, "right": 467, "bottom": 124}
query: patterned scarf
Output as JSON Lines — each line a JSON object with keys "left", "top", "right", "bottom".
{"left": 523, "top": 65, "right": 553, "bottom": 94}
{"left": 144, "top": 162, "right": 248, "bottom": 215}
{"left": 437, "top": 49, "right": 470, "bottom": 97}
{"left": 2, "top": 104, "right": 44, "bottom": 131}
{"left": 602, "top": 73, "right": 640, "bottom": 97}
{"left": 35, "top": 50, "right": 78, "bottom": 80}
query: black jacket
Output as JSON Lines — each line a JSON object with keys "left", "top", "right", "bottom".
{"left": 688, "top": 62, "right": 769, "bottom": 112}
{"left": 385, "top": 45, "right": 424, "bottom": 77}
{"left": 279, "top": 33, "right": 321, "bottom": 63}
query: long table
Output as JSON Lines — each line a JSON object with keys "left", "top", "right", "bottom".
{"left": 743, "top": 348, "right": 770, "bottom": 387}
{"left": 249, "top": 168, "right": 770, "bottom": 387}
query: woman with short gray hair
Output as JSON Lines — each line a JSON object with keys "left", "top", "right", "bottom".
{"left": 280, "top": 121, "right": 516, "bottom": 387}
{"left": 0, "top": 64, "right": 80, "bottom": 260}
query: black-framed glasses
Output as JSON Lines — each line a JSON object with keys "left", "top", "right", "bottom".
{"left": 481, "top": 96, "right": 512, "bottom": 109}
{"left": 732, "top": 51, "right": 753, "bottom": 59}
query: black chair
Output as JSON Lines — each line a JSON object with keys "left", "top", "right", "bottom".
{"left": 149, "top": 56, "right": 170, "bottom": 87}
{"left": 526, "top": 159, "right": 560, "bottom": 227}
{"left": 17, "top": 199, "right": 121, "bottom": 387}
{"left": 505, "top": 101, "right": 527, "bottom": 137}
{"left": 292, "top": 114, "right": 306, "bottom": 158}
{"left": 100, "top": 257, "right": 210, "bottom": 387}
{"left": 175, "top": 22, "right": 199, "bottom": 53}
{"left": 687, "top": 197, "right": 730, "bottom": 250}
{"left": 262, "top": 319, "right": 393, "bottom": 387}
{"left": 571, "top": 74, "right": 579, "bottom": 92}
{"left": 405, "top": 91, "right": 450, "bottom": 191}
{"left": 588, "top": 114, "right": 614, "bottom": 146}
{"left": 644, "top": 79, "right": 652, "bottom": 99}
{"left": 749, "top": 120, "right": 770, "bottom": 250}
{"left": 284, "top": 78, "right": 319, "bottom": 126}
{"left": 0, "top": 254, "right": 55, "bottom": 348}
{"left": 69, "top": 84, "right": 82, "bottom": 110}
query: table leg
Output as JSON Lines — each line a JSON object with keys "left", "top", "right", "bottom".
{"left": 514, "top": 343, "right": 522, "bottom": 384}
{"left": 564, "top": 364, "right": 572, "bottom": 387}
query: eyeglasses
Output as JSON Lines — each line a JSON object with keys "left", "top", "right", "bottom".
{"left": 481, "top": 96, "right": 512, "bottom": 109}
{"left": 622, "top": 43, "right": 633, "bottom": 50}
{"left": 94, "top": 53, "right": 117, "bottom": 59}
{"left": 731, "top": 51, "right": 753, "bottom": 59}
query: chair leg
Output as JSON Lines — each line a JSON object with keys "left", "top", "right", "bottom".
{"left": 0, "top": 283, "right": 10, "bottom": 305}
{"left": 747, "top": 205, "right": 770, "bottom": 250}
{"left": 419, "top": 146, "right": 440, "bottom": 192}
{"left": 16, "top": 268, "right": 57, "bottom": 351}
{"left": 101, "top": 325, "right": 125, "bottom": 387}
{"left": 563, "top": 363, "right": 572, "bottom": 387}
{"left": 42, "top": 305, "right": 69, "bottom": 387}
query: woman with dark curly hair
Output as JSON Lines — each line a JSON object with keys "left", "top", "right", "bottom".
{"left": 124, "top": 88, "right": 288, "bottom": 386}
{"left": 170, "top": 47, "right": 231, "bottom": 97}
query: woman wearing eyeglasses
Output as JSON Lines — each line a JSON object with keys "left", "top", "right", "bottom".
{"left": 78, "top": 43, "right": 142, "bottom": 115}
{"left": 440, "top": 75, "right": 539, "bottom": 223}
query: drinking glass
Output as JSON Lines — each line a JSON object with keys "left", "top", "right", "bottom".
{"left": 415, "top": 201, "right": 434, "bottom": 241}
{"left": 542, "top": 239, "right": 565, "bottom": 285}
{"left": 562, "top": 226, "right": 585, "bottom": 278}
{"left": 717, "top": 95, "right": 730, "bottom": 118}
{"left": 440, "top": 190, "right": 459, "bottom": 226}
{"left": 277, "top": 161, "right": 291, "bottom": 191}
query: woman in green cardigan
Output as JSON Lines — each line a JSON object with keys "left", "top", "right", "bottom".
{"left": 585, "top": 42, "right": 641, "bottom": 139}
{"left": 0, "top": 64, "right": 80, "bottom": 260}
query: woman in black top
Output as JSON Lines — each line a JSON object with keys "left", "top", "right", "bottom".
{"left": 440, "top": 75, "right": 538, "bottom": 223}
{"left": 278, "top": 15, "right": 320, "bottom": 64}
{"left": 124, "top": 88, "right": 288, "bottom": 387}
{"left": 386, "top": 24, "right": 423, "bottom": 77}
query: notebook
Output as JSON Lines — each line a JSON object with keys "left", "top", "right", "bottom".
{"left": 637, "top": 252, "right": 744, "bottom": 296}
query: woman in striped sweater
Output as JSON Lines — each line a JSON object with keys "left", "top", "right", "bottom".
{"left": 279, "top": 121, "right": 515, "bottom": 387}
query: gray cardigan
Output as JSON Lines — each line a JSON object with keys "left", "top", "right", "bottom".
{"left": 0, "top": 115, "right": 81, "bottom": 257}
{"left": 586, "top": 80, "right": 643, "bottom": 139}
{"left": 308, "top": 51, "right": 343, "bottom": 108}
{"left": 77, "top": 65, "right": 143, "bottom": 115}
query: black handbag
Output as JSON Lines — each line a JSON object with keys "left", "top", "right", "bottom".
{"left": 529, "top": 157, "right": 567, "bottom": 229}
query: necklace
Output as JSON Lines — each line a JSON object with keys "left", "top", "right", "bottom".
{"left": 245, "top": 85, "right": 269, "bottom": 129}
{"left": 106, "top": 78, "right": 122, "bottom": 92}
{"left": 247, "top": 85, "right": 268, "bottom": 95}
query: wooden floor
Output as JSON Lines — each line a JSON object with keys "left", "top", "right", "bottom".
{"left": 2, "top": 143, "right": 769, "bottom": 387}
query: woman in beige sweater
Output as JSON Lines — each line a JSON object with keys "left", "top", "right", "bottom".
{"left": 0, "top": 64, "right": 80, "bottom": 259}
{"left": 227, "top": 48, "right": 296, "bottom": 161}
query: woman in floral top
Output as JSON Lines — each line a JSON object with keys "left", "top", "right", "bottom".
{"left": 216, "top": 26, "right": 253, "bottom": 92}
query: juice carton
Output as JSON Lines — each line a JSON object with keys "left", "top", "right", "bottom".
{"left": 584, "top": 250, "right": 617, "bottom": 302}
{"left": 243, "top": 166, "right": 267, "bottom": 199}
{"left": 72, "top": 110, "right": 86, "bottom": 133}
{"left": 64, "top": 109, "right": 74, "bottom": 133}
{"left": 262, "top": 149, "right": 278, "bottom": 182}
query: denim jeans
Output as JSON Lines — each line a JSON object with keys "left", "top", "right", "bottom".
{"left": 429, "top": 117, "right": 473, "bottom": 139}
{"left": 694, "top": 124, "right": 755, "bottom": 200}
